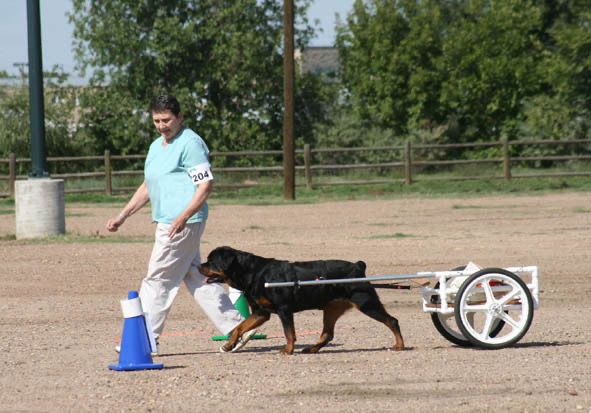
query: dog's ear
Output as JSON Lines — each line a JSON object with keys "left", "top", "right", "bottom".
{"left": 233, "top": 250, "right": 248, "bottom": 268}
{"left": 222, "top": 252, "right": 251, "bottom": 291}
{"left": 233, "top": 251, "right": 262, "bottom": 287}
{"left": 226, "top": 252, "right": 243, "bottom": 274}
{"left": 213, "top": 248, "right": 238, "bottom": 274}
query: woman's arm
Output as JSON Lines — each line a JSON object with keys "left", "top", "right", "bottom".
{"left": 106, "top": 181, "right": 151, "bottom": 232}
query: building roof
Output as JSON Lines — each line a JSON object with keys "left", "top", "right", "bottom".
{"left": 297, "top": 46, "right": 340, "bottom": 75}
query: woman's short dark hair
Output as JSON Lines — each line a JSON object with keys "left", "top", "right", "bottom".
{"left": 149, "top": 94, "right": 181, "bottom": 116}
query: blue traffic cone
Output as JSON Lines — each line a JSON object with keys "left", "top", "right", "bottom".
{"left": 109, "top": 291, "right": 163, "bottom": 371}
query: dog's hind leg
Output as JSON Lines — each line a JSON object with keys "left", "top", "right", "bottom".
{"left": 302, "top": 299, "right": 353, "bottom": 354}
{"left": 352, "top": 292, "right": 405, "bottom": 351}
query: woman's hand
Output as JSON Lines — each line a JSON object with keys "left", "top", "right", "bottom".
{"left": 167, "top": 215, "right": 187, "bottom": 238}
{"left": 106, "top": 214, "right": 126, "bottom": 232}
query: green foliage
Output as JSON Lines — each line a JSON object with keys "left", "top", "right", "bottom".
{"left": 295, "top": 72, "right": 341, "bottom": 147}
{"left": 336, "top": 0, "right": 414, "bottom": 133}
{"left": 68, "top": 0, "right": 333, "bottom": 161}
{"left": 3, "top": 0, "right": 591, "bottom": 174}
{"left": 313, "top": 110, "right": 399, "bottom": 165}
{"left": 336, "top": 0, "right": 546, "bottom": 144}
{"left": 73, "top": 87, "right": 153, "bottom": 155}
{"left": 519, "top": 6, "right": 591, "bottom": 143}
{"left": 439, "top": 0, "right": 545, "bottom": 142}
{"left": 0, "top": 67, "right": 94, "bottom": 163}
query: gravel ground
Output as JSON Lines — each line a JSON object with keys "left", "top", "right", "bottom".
{"left": 1, "top": 191, "right": 590, "bottom": 412}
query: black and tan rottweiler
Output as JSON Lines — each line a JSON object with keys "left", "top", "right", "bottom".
{"left": 200, "top": 246, "right": 405, "bottom": 355}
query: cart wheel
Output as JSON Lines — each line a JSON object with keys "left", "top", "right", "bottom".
{"left": 454, "top": 268, "right": 534, "bottom": 349}
{"left": 430, "top": 266, "right": 504, "bottom": 347}
{"left": 431, "top": 311, "right": 472, "bottom": 347}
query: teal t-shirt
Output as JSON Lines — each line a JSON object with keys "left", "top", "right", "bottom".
{"left": 144, "top": 127, "right": 211, "bottom": 224}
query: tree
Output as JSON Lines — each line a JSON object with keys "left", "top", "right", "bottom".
{"left": 507, "top": 0, "right": 591, "bottom": 158}
{"left": 69, "top": 0, "right": 331, "bottom": 162}
{"left": 337, "top": 0, "right": 547, "bottom": 144}
{"left": 0, "top": 66, "right": 91, "bottom": 166}
{"left": 438, "top": 0, "right": 545, "bottom": 142}
{"left": 336, "top": 0, "right": 413, "bottom": 134}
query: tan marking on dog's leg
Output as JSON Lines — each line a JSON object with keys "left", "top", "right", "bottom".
{"left": 220, "top": 313, "right": 270, "bottom": 352}
{"left": 281, "top": 324, "right": 296, "bottom": 355}
{"left": 303, "top": 300, "right": 353, "bottom": 354}
{"left": 389, "top": 324, "right": 405, "bottom": 351}
{"left": 352, "top": 300, "right": 405, "bottom": 351}
{"left": 383, "top": 311, "right": 405, "bottom": 350}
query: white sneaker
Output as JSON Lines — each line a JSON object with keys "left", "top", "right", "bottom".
{"left": 219, "top": 330, "right": 257, "bottom": 353}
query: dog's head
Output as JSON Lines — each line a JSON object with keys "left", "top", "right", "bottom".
{"left": 200, "top": 246, "right": 247, "bottom": 290}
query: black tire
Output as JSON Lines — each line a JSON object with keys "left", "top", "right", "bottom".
{"left": 431, "top": 310, "right": 473, "bottom": 347}
{"left": 454, "top": 268, "right": 534, "bottom": 349}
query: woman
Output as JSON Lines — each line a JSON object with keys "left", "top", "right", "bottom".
{"left": 106, "top": 94, "right": 255, "bottom": 353}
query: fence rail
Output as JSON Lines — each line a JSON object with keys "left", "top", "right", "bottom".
{"left": 1, "top": 138, "right": 591, "bottom": 197}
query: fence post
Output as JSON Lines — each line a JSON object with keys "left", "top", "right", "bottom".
{"left": 104, "top": 149, "right": 112, "bottom": 195}
{"left": 502, "top": 139, "right": 512, "bottom": 180}
{"left": 9, "top": 153, "right": 16, "bottom": 198}
{"left": 404, "top": 140, "right": 413, "bottom": 185}
{"left": 304, "top": 144, "right": 312, "bottom": 190}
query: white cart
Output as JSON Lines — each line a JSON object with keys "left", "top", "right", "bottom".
{"left": 265, "top": 265, "right": 539, "bottom": 349}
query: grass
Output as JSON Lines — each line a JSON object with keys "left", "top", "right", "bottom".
{"left": 208, "top": 175, "right": 591, "bottom": 205}
{"left": 452, "top": 204, "right": 486, "bottom": 209}
{"left": 367, "top": 233, "right": 415, "bottom": 239}
{"left": 242, "top": 225, "right": 265, "bottom": 231}
{"left": 3, "top": 169, "right": 591, "bottom": 206}
{"left": 0, "top": 232, "right": 152, "bottom": 244}
{"left": 2, "top": 172, "right": 589, "bottom": 244}
{"left": 451, "top": 204, "right": 519, "bottom": 210}
{"left": 65, "top": 193, "right": 131, "bottom": 204}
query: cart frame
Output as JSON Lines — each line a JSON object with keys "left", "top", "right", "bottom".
{"left": 265, "top": 266, "right": 539, "bottom": 349}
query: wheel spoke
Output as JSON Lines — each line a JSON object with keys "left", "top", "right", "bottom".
{"left": 482, "top": 279, "right": 495, "bottom": 303}
{"left": 480, "top": 314, "right": 496, "bottom": 339}
{"left": 498, "top": 285, "right": 522, "bottom": 306}
{"left": 498, "top": 311, "right": 521, "bottom": 329}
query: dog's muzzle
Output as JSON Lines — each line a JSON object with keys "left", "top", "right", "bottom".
{"left": 205, "top": 276, "right": 224, "bottom": 284}
{"left": 200, "top": 265, "right": 225, "bottom": 284}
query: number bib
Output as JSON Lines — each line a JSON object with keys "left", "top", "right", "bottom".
{"left": 187, "top": 162, "right": 214, "bottom": 185}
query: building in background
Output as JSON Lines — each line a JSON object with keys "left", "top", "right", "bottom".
{"left": 296, "top": 46, "right": 339, "bottom": 76}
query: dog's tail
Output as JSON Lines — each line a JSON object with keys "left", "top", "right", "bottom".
{"left": 355, "top": 260, "right": 367, "bottom": 275}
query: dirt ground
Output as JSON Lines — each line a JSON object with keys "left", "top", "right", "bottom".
{"left": 1, "top": 191, "right": 590, "bottom": 412}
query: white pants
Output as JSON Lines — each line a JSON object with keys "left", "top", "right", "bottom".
{"left": 139, "top": 221, "right": 243, "bottom": 338}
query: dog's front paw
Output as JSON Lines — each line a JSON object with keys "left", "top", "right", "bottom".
{"left": 220, "top": 343, "right": 234, "bottom": 352}
{"left": 280, "top": 347, "right": 294, "bottom": 355}
{"left": 301, "top": 346, "right": 319, "bottom": 354}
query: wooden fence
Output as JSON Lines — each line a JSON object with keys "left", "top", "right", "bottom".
{"left": 1, "top": 138, "right": 591, "bottom": 197}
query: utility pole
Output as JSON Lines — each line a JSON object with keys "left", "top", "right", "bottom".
{"left": 283, "top": 0, "right": 295, "bottom": 200}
